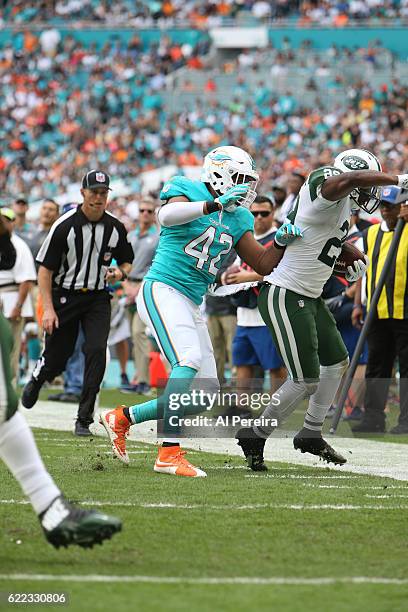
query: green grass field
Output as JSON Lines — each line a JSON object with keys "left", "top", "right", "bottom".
{"left": 1, "top": 421, "right": 407, "bottom": 612}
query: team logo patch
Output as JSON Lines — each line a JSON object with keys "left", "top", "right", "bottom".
{"left": 96, "top": 172, "right": 106, "bottom": 183}
{"left": 298, "top": 300, "right": 304, "bottom": 308}
{"left": 60, "top": 297, "right": 67, "bottom": 304}
{"left": 209, "top": 152, "right": 232, "bottom": 164}
{"left": 342, "top": 156, "right": 369, "bottom": 171}
{"left": 382, "top": 188, "right": 391, "bottom": 197}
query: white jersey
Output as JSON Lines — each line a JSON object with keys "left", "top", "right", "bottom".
{"left": 265, "top": 166, "right": 353, "bottom": 298}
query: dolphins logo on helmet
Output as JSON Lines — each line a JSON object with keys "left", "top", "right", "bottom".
{"left": 201, "top": 146, "right": 259, "bottom": 210}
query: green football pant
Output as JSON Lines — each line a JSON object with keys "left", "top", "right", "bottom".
{"left": 258, "top": 284, "right": 348, "bottom": 382}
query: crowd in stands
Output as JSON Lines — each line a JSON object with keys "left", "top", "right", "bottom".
{"left": 0, "top": 29, "right": 210, "bottom": 199}
{"left": 1, "top": 0, "right": 408, "bottom": 26}
{"left": 1, "top": 28, "right": 408, "bottom": 203}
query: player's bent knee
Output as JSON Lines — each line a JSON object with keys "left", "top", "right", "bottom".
{"left": 302, "top": 380, "right": 320, "bottom": 397}
{"left": 320, "top": 358, "right": 349, "bottom": 379}
{"left": 177, "top": 347, "right": 202, "bottom": 371}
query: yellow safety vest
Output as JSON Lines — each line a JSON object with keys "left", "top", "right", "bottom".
{"left": 364, "top": 223, "right": 408, "bottom": 319}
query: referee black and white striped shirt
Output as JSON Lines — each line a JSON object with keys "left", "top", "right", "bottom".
{"left": 36, "top": 205, "right": 134, "bottom": 291}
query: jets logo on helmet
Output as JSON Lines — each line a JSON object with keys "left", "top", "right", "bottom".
{"left": 342, "top": 156, "right": 369, "bottom": 171}
{"left": 333, "top": 148, "right": 382, "bottom": 214}
{"left": 201, "top": 145, "right": 259, "bottom": 210}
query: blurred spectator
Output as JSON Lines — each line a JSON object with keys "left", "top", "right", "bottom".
{"left": 352, "top": 187, "right": 408, "bottom": 434}
{"left": 12, "top": 198, "right": 33, "bottom": 243}
{"left": 26, "top": 199, "right": 60, "bottom": 263}
{"left": 39, "top": 28, "right": 61, "bottom": 57}
{"left": 108, "top": 282, "right": 132, "bottom": 389}
{"left": 0, "top": 207, "right": 36, "bottom": 381}
{"left": 124, "top": 197, "right": 159, "bottom": 394}
{"left": 275, "top": 172, "right": 305, "bottom": 223}
{"left": 271, "top": 184, "right": 287, "bottom": 210}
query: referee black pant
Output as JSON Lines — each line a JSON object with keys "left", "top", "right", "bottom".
{"left": 34, "top": 288, "right": 111, "bottom": 426}
{"left": 364, "top": 317, "right": 408, "bottom": 427}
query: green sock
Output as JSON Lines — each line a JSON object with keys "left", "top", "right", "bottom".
{"left": 129, "top": 397, "right": 159, "bottom": 424}
{"left": 129, "top": 365, "right": 198, "bottom": 426}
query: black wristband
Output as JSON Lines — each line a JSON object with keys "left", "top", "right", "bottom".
{"left": 206, "top": 200, "right": 220, "bottom": 214}
{"left": 273, "top": 239, "right": 286, "bottom": 250}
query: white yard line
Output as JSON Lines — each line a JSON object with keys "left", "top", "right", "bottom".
{"left": 365, "top": 494, "right": 408, "bottom": 499}
{"left": 0, "top": 574, "right": 407, "bottom": 586}
{"left": 302, "top": 484, "right": 408, "bottom": 490}
{"left": 244, "top": 474, "right": 361, "bottom": 479}
{"left": 21, "top": 402, "right": 408, "bottom": 481}
{"left": 0, "top": 499, "right": 406, "bottom": 511}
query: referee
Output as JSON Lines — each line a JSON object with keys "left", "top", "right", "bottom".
{"left": 22, "top": 170, "right": 134, "bottom": 436}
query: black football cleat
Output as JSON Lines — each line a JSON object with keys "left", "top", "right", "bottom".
{"left": 40, "top": 496, "right": 122, "bottom": 549}
{"left": 21, "top": 377, "right": 43, "bottom": 409}
{"left": 389, "top": 423, "right": 408, "bottom": 434}
{"left": 74, "top": 421, "right": 92, "bottom": 437}
{"left": 293, "top": 429, "right": 347, "bottom": 465}
{"left": 352, "top": 420, "right": 385, "bottom": 433}
{"left": 236, "top": 427, "right": 268, "bottom": 471}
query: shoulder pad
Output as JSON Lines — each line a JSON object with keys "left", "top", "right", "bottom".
{"left": 308, "top": 166, "right": 342, "bottom": 201}
{"left": 160, "top": 176, "right": 192, "bottom": 201}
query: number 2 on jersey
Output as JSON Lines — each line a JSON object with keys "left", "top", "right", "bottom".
{"left": 317, "top": 220, "right": 349, "bottom": 268}
{"left": 184, "top": 227, "right": 233, "bottom": 275}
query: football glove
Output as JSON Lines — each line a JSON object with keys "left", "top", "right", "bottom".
{"left": 397, "top": 174, "right": 408, "bottom": 189}
{"left": 274, "top": 222, "right": 303, "bottom": 247}
{"left": 345, "top": 258, "right": 368, "bottom": 283}
{"left": 215, "top": 184, "right": 249, "bottom": 212}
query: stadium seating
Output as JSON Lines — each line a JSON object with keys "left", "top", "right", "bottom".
{"left": 2, "top": 1, "right": 408, "bottom": 26}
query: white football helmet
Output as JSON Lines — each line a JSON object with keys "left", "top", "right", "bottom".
{"left": 201, "top": 145, "right": 259, "bottom": 209}
{"left": 333, "top": 148, "right": 383, "bottom": 214}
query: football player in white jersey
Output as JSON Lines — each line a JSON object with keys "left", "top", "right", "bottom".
{"left": 236, "top": 148, "right": 408, "bottom": 470}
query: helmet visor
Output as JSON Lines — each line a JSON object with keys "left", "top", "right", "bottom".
{"left": 231, "top": 172, "right": 258, "bottom": 208}
{"left": 351, "top": 186, "right": 382, "bottom": 214}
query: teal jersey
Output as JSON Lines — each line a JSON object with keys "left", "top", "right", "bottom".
{"left": 145, "top": 176, "right": 254, "bottom": 304}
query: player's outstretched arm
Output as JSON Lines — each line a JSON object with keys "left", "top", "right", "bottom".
{"left": 157, "top": 195, "right": 222, "bottom": 227}
{"left": 321, "top": 170, "right": 404, "bottom": 201}
{"left": 235, "top": 223, "right": 302, "bottom": 276}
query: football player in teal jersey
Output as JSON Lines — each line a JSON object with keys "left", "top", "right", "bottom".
{"left": 100, "top": 145, "right": 302, "bottom": 477}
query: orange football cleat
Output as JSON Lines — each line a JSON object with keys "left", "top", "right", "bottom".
{"left": 99, "top": 406, "right": 131, "bottom": 465}
{"left": 154, "top": 445, "right": 207, "bottom": 478}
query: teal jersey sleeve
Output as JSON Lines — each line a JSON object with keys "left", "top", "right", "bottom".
{"left": 228, "top": 206, "right": 254, "bottom": 245}
{"left": 160, "top": 175, "right": 212, "bottom": 202}
{"left": 146, "top": 177, "right": 255, "bottom": 304}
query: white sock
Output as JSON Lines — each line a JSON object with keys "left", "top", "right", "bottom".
{"left": 253, "top": 379, "right": 309, "bottom": 438}
{"left": 0, "top": 412, "right": 60, "bottom": 514}
{"left": 303, "top": 360, "right": 348, "bottom": 433}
